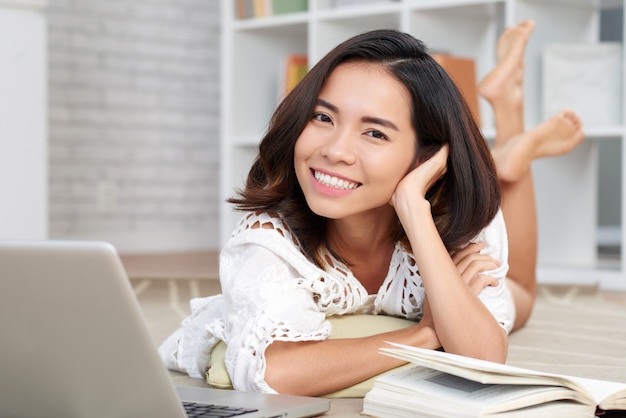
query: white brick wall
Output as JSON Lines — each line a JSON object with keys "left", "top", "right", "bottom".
{"left": 48, "top": 0, "right": 220, "bottom": 253}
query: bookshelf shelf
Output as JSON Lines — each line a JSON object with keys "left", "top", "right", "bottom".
{"left": 585, "top": 126, "right": 625, "bottom": 138}
{"left": 220, "top": 0, "right": 626, "bottom": 290}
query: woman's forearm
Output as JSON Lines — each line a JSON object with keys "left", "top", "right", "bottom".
{"left": 264, "top": 322, "right": 439, "bottom": 396}
{"left": 399, "top": 199, "right": 508, "bottom": 363}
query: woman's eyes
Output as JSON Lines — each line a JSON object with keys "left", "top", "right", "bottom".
{"left": 312, "top": 112, "right": 332, "bottom": 123}
{"left": 311, "top": 112, "right": 389, "bottom": 141}
{"left": 365, "top": 129, "right": 388, "bottom": 141}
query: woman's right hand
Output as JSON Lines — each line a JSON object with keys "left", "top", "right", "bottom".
{"left": 451, "top": 243, "right": 499, "bottom": 295}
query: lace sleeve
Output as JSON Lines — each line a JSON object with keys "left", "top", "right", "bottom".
{"left": 219, "top": 227, "right": 332, "bottom": 393}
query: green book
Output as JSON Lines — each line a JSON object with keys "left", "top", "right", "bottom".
{"left": 272, "top": 0, "right": 307, "bottom": 15}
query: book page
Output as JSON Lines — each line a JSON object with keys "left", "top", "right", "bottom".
{"left": 381, "top": 343, "right": 577, "bottom": 387}
{"left": 565, "top": 375, "right": 626, "bottom": 410}
{"left": 366, "top": 366, "right": 592, "bottom": 417}
{"left": 380, "top": 343, "right": 626, "bottom": 407}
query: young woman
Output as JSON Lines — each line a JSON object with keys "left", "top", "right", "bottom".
{"left": 160, "top": 25, "right": 584, "bottom": 396}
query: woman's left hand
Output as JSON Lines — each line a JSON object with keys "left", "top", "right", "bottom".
{"left": 390, "top": 144, "right": 449, "bottom": 210}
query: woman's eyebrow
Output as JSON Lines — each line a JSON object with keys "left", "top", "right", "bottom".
{"left": 362, "top": 116, "right": 399, "bottom": 131}
{"left": 316, "top": 98, "right": 338, "bottom": 113}
{"left": 316, "top": 98, "right": 399, "bottom": 131}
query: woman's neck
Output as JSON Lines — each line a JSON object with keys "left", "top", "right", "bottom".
{"left": 328, "top": 210, "right": 396, "bottom": 254}
{"left": 327, "top": 212, "right": 398, "bottom": 293}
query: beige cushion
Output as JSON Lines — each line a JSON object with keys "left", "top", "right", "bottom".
{"left": 206, "top": 314, "right": 415, "bottom": 398}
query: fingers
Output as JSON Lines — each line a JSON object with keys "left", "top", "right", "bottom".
{"left": 409, "top": 144, "right": 450, "bottom": 195}
{"left": 425, "top": 144, "right": 449, "bottom": 183}
{"left": 466, "top": 274, "right": 498, "bottom": 295}
{"left": 452, "top": 242, "right": 484, "bottom": 265}
{"left": 391, "top": 145, "right": 450, "bottom": 209}
{"left": 453, "top": 243, "right": 499, "bottom": 273}
{"left": 453, "top": 242, "right": 500, "bottom": 295}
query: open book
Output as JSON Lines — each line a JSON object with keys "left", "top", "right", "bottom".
{"left": 363, "top": 343, "right": 626, "bottom": 417}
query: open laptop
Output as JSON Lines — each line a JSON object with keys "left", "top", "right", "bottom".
{"left": 0, "top": 240, "right": 330, "bottom": 418}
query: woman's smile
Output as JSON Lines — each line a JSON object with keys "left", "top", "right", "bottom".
{"left": 311, "top": 168, "right": 361, "bottom": 196}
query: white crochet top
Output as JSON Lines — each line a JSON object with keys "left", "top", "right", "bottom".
{"left": 159, "top": 209, "right": 514, "bottom": 393}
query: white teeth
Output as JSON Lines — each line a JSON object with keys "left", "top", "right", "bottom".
{"left": 314, "top": 171, "right": 359, "bottom": 190}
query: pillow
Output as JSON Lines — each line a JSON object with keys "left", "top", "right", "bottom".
{"left": 206, "top": 314, "right": 416, "bottom": 398}
{"left": 206, "top": 341, "right": 230, "bottom": 389}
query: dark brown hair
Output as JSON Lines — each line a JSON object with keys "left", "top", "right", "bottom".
{"left": 229, "top": 29, "right": 500, "bottom": 268}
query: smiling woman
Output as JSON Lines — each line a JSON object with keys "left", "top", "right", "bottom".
{"left": 158, "top": 27, "right": 583, "bottom": 398}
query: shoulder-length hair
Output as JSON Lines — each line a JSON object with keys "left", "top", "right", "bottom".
{"left": 229, "top": 29, "right": 500, "bottom": 268}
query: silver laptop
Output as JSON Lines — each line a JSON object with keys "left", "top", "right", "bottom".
{"left": 0, "top": 240, "right": 330, "bottom": 418}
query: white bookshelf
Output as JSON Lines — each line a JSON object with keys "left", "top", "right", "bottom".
{"left": 220, "top": 0, "right": 626, "bottom": 291}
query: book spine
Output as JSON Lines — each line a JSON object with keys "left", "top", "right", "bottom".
{"left": 238, "top": 0, "right": 308, "bottom": 18}
{"left": 278, "top": 54, "right": 308, "bottom": 101}
{"left": 252, "top": 0, "right": 266, "bottom": 17}
{"left": 235, "top": 0, "right": 254, "bottom": 19}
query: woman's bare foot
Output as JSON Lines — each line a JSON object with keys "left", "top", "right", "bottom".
{"left": 492, "top": 110, "right": 585, "bottom": 183}
{"left": 478, "top": 20, "right": 536, "bottom": 108}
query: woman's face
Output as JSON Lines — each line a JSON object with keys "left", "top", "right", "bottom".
{"left": 294, "top": 61, "right": 417, "bottom": 221}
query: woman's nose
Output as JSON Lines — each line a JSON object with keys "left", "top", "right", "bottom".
{"left": 321, "top": 129, "right": 357, "bottom": 165}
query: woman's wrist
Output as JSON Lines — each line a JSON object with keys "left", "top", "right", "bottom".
{"left": 395, "top": 197, "right": 432, "bottom": 231}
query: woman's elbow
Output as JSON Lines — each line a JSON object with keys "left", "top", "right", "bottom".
{"left": 263, "top": 342, "right": 311, "bottom": 396}
{"left": 455, "top": 328, "right": 508, "bottom": 364}
{"left": 482, "top": 329, "right": 509, "bottom": 364}
{"left": 264, "top": 361, "right": 292, "bottom": 394}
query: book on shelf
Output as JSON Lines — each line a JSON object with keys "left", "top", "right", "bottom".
{"left": 362, "top": 342, "right": 626, "bottom": 417}
{"left": 431, "top": 53, "right": 481, "bottom": 126}
{"left": 235, "top": 0, "right": 307, "bottom": 19}
{"left": 278, "top": 54, "right": 308, "bottom": 101}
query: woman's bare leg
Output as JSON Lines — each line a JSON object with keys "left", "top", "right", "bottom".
{"left": 478, "top": 19, "right": 535, "bottom": 141}
{"left": 492, "top": 111, "right": 584, "bottom": 331}
{"left": 481, "top": 21, "right": 586, "bottom": 331}
{"left": 479, "top": 20, "right": 539, "bottom": 331}
{"left": 500, "top": 180, "right": 537, "bottom": 331}
{"left": 492, "top": 111, "right": 585, "bottom": 183}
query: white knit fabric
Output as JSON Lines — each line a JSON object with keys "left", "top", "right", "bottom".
{"left": 159, "top": 209, "right": 514, "bottom": 393}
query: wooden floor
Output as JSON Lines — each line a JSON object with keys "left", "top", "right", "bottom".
{"left": 603, "top": 288, "right": 626, "bottom": 306}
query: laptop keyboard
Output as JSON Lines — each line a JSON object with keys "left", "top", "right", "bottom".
{"left": 182, "top": 401, "right": 259, "bottom": 417}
